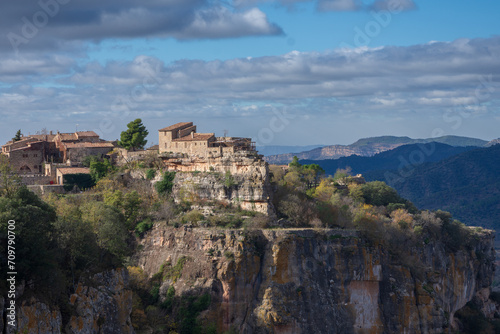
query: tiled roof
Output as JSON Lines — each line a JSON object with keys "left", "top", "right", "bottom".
{"left": 64, "top": 142, "right": 114, "bottom": 149}
{"left": 76, "top": 131, "right": 99, "bottom": 137}
{"left": 173, "top": 133, "right": 214, "bottom": 142}
{"left": 2, "top": 137, "right": 37, "bottom": 147}
{"left": 29, "top": 134, "right": 56, "bottom": 141}
{"left": 9, "top": 141, "right": 44, "bottom": 152}
{"left": 57, "top": 167, "right": 90, "bottom": 175}
{"left": 57, "top": 133, "right": 77, "bottom": 141}
{"left": 147, "top": 145, "right": 159, "bottom": 150}
{"left": 159, "top": 122, "right": 193, "bottom": 132}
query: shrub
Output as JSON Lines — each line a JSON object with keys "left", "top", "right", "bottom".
{"left": 146, "top": 169, "right": 156, "bottom": 180}
{"left": 155, "top": 171, "right": 176, "bottom": 195}
{"left": 135, "top": 218, "right": 154, "bottom": 236}
{"left": 89, "top": 159, "right": 113, "bottom": 183}
{"left": 182, "top": 210, "right": 204, "bottom": 225}
{"left": 224, "top": 171, "right": 237, "bottom": 188}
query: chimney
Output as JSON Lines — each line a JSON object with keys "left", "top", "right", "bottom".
{"left": 50, "top": 130, "right": 53, "bottom": 135}
{"left": 191, "top": 131, "right": 194, "bottom": 138}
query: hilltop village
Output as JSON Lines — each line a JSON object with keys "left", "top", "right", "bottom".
{"left": 0, "top": 121, "right": 261, "bottom": 189}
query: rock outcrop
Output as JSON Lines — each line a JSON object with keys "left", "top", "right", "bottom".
{"left": 135, "top": 225, "right": 496, "bottom": 334}
{"left": 1, "top": 269, "right": 134, "bottom": 334}
{"left": 67, "top": 268, "right": 134, "bottom": 334}
{"left": 162, "top": 151, "right": 274, "bottom": 215}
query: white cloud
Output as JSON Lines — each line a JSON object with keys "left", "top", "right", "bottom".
{"left": 0, "top": 36, "right": 499, "bottom": 143}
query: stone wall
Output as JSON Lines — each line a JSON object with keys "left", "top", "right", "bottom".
{"left": 27, "top": 185, "right": 66, "bottom": 195}
{"left": 20, "top": 175, "right": 54, "bottom": 185}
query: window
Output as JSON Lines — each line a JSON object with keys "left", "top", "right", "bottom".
{"left": 33, "top": 154, "right": 38, "bottom": 157}
{"left": 22, "top": 154, "right": 28, "bottom": 158}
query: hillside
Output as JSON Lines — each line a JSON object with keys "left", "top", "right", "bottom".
{"left": 264, "top": 135, "right": 488, "bottom": 164}
{"left": 301, "top": 142, "right": 478, "bottom": 176}
{"left": 2, "top": 148, "right": 500, "bottom": 332}
{"left": 364, "top": 145, "right": 500, "bottom": 239}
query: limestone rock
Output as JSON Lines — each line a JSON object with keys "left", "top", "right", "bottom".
{"left": 135, "top": 225, "right": 496, "bottom": 334}
{"left": 67, "top": 268, "right": 134, "bottom": 334}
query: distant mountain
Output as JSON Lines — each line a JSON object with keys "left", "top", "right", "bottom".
{"left": 364, "top": 145, "right": 500, "bottom": 242}
{"left": 486, "top": 138, "right": 500, "bottom": 147}
{"left": 257, "top": 145, "right": 324, "bottom": 157}
{"left": 301, "top": 143, "right": 478, "bottom": 176}
{"left": 265, "top": 135, "right": 487, "bottom": 164}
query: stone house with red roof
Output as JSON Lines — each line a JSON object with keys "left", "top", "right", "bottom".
{"left": 158, "top": 122, "right": 255, "bottom": 157}
{"left": 1, "top": 130, "right": 115, "bottom": 176}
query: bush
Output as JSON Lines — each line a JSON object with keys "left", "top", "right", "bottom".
{"left": 182, "top": 210, "right": 204, "bottom": 225}
{"left": 135, "top": 218, "right": 154, "bottom": 236}
{"left": 146, "top": 169, "right": 156, "bottom": 180}
{"left": 224, "top": 171, "right": 237, "bottom": 188}
{"left": 155, "top": 171, "right": 176, "bottom": 195}
{"left": 89, "top": 159, "right": 113, "bottom": 183}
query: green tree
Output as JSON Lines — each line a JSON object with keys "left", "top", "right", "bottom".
{"left": 89, "top": 159, "right": 113, "bottom": 183}
{"left": 118, "top": 119, "right": 149, "bottom": 151}
{"left": 0, "top": 187, "right": 58, "bottom": 283}
{"left": 0, "top": 155, "right": 21, "bottom": 198}
{"left": 81, "top": 201, "right": 129, "bottom": 260}
{"left": 333, "top": 167, "right": 352, "bottom": 185}
{"left": 12, "top": 129, "right": 22, "bottom": 142}
{"left": 303, "top": 163, "right": 325, "bottom": 188}
{"left": 289, "top": 156, "right": 301, "bottom": 169}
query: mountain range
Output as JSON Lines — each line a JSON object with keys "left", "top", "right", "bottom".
{"left": 264, "top": 135, "right": 489, "bottom": 164}
{"left": 301, "top": 141, "right": 500, "bottom": 246}
{"left": 300, "top": 142, "right": 479, "bottom": 177}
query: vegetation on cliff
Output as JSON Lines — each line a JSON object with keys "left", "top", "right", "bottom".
{"left": 0, "top": 150, "right": 497, "bottom": 333}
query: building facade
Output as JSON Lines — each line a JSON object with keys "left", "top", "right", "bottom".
{"left": 158, "top": 122, "right": 255, "bottom": 157}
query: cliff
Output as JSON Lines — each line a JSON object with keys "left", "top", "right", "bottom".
{"left": 0, "top": 268, "right": 134, "bottom": 334}
{"left": 135, "top": 225, "right": 496, "bottom": 333}
{"left": 160, "top": 151, "right": 274, "bottom": 215}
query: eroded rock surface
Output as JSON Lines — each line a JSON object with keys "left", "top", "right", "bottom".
{"left": 136, "top": 225, "right": 496, "bottom": 334}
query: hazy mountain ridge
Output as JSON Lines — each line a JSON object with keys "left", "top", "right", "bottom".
{"left": 301, "top": 142, "right": 478, "bottom": 176}
{"left": 264, "top": 135, "right": 488, "bottom": 164}
{"left": 257, "top": 144, "right": 324, "bottom": 157}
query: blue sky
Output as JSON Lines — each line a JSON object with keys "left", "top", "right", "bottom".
{"left": 1, "top": 0, "right": 499, "bottom": 146}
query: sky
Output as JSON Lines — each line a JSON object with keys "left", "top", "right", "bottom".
{"left": 0, "top": 0, "right": 499, "bottom": 146}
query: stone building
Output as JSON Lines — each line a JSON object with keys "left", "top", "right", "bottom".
{"left": 61, "top": 142, "right": 115, "bottom": 163}
{"left": 56, "top": 167, "right": 91, "bottom": 185}
{"left": 1, "top": 130, "right": 114, "bottom": 176}
{"left": 2, "top": 139, "right": 59, "bottom": 174}
{"left": 158, "top": 122, "right": 255, "bottom": 157}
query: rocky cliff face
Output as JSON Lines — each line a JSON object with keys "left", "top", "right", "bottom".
{"left": 0, "top": 269, "right": 134, "bottom": 334}
{"left": 161, "top": 151, "right": 274, "bottom": 215}
{"left": 135, "top": 225, "right": 496, "bottom": 334}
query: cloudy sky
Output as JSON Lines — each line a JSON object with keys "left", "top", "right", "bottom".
{"left": 1, "top": 0, "right": 499, "bottom": 146}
